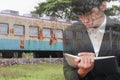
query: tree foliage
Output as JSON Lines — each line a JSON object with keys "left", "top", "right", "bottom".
{"left": 105, "top": 5, "right": 120, "bottom": 16}
{"left": 31, "top": 0, "right": 120, "bottom": 20}
{"left": 32, "top": 0, "right": 71, "bottom": 18}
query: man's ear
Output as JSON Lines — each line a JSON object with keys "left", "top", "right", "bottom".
{"left": 100, "top": 1, "right": 107, "bottom": 11}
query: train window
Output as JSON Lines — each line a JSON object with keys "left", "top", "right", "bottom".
{"left": 29, "top": 26, "right": 39, "bottom": 37}
{"left": 14, "top": 24, "right": 25, "bottom": 36}
{"left": 55, "top": 29, "right": 63, "bottom": 39}
{"left": 0, "top": 23, "right": 9, "bottom": 35}
{"left": 76, "top": 31, "right": 83, "bottom": 40}
{"left": 43, "top": 28, "right": 51, "bottom": 38}
{"left": 65, "top": 30, "right": 73, "bottom": 39}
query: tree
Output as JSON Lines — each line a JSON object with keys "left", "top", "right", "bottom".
{"left": 31, "top": 0, "right": 78, "bottom": 20}
{"left": 105, "top": 4, "right": 120, "bottom": 16}
{"left": 31, "top": 0, "right": 120, "bottom": 20}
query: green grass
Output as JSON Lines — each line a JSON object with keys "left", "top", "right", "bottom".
{"left": 0, "top": 63, "right": 65, "bottom": 80}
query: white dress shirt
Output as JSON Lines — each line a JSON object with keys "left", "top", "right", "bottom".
{"left": 87, "top": 15, "right": 106, "bottom": 56}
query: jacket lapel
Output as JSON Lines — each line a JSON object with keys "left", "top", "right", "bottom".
{"left": 81, "top": 26, "right": 95, "bottom": 53}
{"left": 98, "top": 17, "right": 112, "bottom": 56}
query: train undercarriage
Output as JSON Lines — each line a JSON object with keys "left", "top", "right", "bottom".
{"left": 0, "top": 50, "right": 63, "bottom": 58}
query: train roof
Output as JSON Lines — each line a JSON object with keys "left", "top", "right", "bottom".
{"left": 0, "top": 13, "right": 75, "bottom": 24}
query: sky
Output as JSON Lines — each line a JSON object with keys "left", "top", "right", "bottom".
{"left": 0, "top": 0, "right": 46, "bottom": 15}
{"left": 0, "top": 0, "right": 119, "bottom": 15}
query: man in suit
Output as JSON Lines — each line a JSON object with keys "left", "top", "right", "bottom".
{"left": 63, "top": 0, "right": 120, "bottom": 80}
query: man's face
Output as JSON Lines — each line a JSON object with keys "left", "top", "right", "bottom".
{"left": 79, "top": 7, "right": 105, "bottom": 28}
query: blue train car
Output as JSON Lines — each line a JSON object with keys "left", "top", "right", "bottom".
{"left": 0, "top": 13, "right": 120, "bottom": 58}
{"left": 0, "top": 13, "right": 71, "bottom": 58}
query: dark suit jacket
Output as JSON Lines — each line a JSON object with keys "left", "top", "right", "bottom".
{"left": 63, "top": 17, "right": 120, "bottom": 80}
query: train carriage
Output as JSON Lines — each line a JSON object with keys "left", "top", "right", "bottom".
{"left": 0, "top": 13, "right": 71, "bottom": 58}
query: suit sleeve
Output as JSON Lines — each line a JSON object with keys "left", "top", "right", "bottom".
{"left": 63, "top": 57, "right": 83, "bottom": 80}
{"left": 63, "top": 23, "right": 85, "bottom": 80}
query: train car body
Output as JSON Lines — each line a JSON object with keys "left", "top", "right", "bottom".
{"left": 0, "top": 14, "right": 70, "bottom": 58}
{"left": 0, "top": 13, "right": 120, "bottom": 58}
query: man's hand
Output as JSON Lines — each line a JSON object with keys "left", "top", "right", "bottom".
{"left": 75, "top": 52, "right": 95, "bottom": 77}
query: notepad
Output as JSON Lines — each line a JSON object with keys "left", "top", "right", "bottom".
{"left": 64, "top": 53, "right": 119, "bottom": 74}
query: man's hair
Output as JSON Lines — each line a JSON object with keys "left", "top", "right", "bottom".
{"left": 71, "top": 0, "right": 106, "bottom": 15}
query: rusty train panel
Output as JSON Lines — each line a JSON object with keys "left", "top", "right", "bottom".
{"left": 0, "top": 14, "right": 70, "bottom": 52}
{"left": 0, "top": 13, "right": 120, "bottom": 54}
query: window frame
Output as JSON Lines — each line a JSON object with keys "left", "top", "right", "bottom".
{"left": 29, "top": 26, "right": 39, "bottom": 37}
{"left": 55, "top": 29, "right": 63, "bottom": 39}
{"left": 65, "top": 30, "right": 73, "bottom": 39}
{"left": 43, "top": 28, "right": 51, "bottom": 38}
{"left": 76, "top": 31, "right": 83, "bottom": 40}
{"left": 13, "top": 24, "right": 25, "bottom": 36}
{"left": 0, "top": 23, "right": 9, "bottom": 35}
